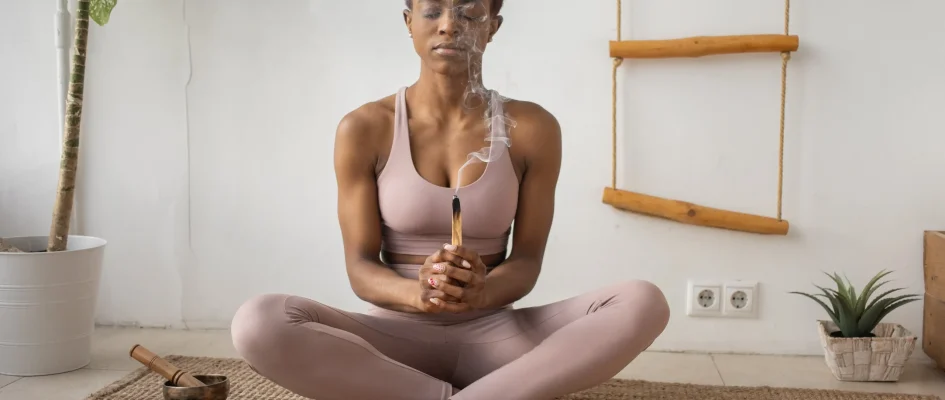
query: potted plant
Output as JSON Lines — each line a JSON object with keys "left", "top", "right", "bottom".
{"left": 790, "top": 270, "right": 921, "bottom": 382}
{"left": 0, "top": 0, "right": 117, "bottom": 376}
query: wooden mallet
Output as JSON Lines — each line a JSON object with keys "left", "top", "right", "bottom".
{"left": 130, "top": 344, "right": 205, "bottom": 387}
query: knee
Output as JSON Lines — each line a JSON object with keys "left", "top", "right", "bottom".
{"left": 231, "top": 293, "right": 291, "bottom": 362}
{"left": 613, "top": 280, "right": 671, "bottom": 328}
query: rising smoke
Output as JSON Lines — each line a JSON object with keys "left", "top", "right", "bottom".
{"left": 449, "top": 1, "right": 517, "bottom": 196}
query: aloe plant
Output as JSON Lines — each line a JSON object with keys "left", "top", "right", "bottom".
{"left": 47, "top": 0, "right": 118, "bottom": 252}
{"left": 790, "top": 270, "right": 921, "bottom": 338}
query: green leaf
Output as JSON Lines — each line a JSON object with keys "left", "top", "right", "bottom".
{"left": 90, "top": 0, "right": 118, "bottom": 26}
{"left": 867, "top": 287, "right": 905, "bottom": 310}
{"left": 855, "top": 270, "right": 892, "bottom": 315}
{"left": 844, "top": 273, "right": 858, "bottom": 307}
{"left": 857, "top": 297, "right": 894, "bottom": 334}
{"left": 859, "top": 279, "right": 889, "bottom": 310}
{"left": 819, "top": 286, "right": 841, "bottom": 298}
{"left": 825, "top": 272, "right": 846, "bottom": 293}
{"left": 821, "top": 276, "right": 858, "bottom": 337}
{"left": 874, "top": 296, "right": 922, "bottom": 323}
{"left": 827, "top": 274, "right": 857, "bottom": 318}
{"left": 790, "top": 292, "right": 838, "bottom": 323}
{"left": 826, "top": 273, "right": 849, "bottom": 296}
{"left": 815, "top": 285, "right": 842, "bottom": 314}
{"left": 835, "top": 297, "right": 859, "bottom": 337}
{"left": 795, "top": 270, "right": 920, "bottom": 337}
{"left": 858, "top": 294, "right": 921, "bottom": 334}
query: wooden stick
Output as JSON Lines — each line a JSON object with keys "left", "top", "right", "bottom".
{"left": 602, "top": 187, "right": 789, "bottom": 235}
{"left": 129, "top": 344, "right": 205, "bottom": 387}
{"left": 450, "top": 195, "right": 466, "bottom": 288}
{"left": 609, "top": 34, "right": 799, "bottom": 59}
{"left": 452, "top": 195, "right": 462, "bottom": 247}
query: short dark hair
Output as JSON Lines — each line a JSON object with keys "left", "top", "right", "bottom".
{"left": 404, "top": 0, "right": 504, "bottom": 16}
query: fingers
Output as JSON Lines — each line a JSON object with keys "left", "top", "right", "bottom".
{"left": 431, "top": 262, "right": 475, "bottom": 284}
{"left": 419, "top": 262, "right": 463, "bottom": 304}
{"left": 431, "top": 250, "right": 470, "bottom": 269}
{"left": 422, "top": 288, "right": 448, "bottom": 303}
{"left": 427, "top": 275, "right": 464, "bottom": 299}
{"left": 430, "top": 292, "right": 461, "bottom": 304}
{"left": 423, "top": 289, "right": 471, "bottom": 314}
{"left": 442, "top": 244, "right": 474, "bottom": 261}
{"left": 421, "top": 278, "right": 461, "bottom": 302}
{"left": 441, "top": 244, "right": 486, "bottom": 274}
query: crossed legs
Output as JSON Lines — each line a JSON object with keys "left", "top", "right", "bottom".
{"left": 231, "top": 280, "right": 670, "bottom": 400}
{"left": 230, "top": 293, "right": 455, "bottom": 400}
{"left": 450, "top": 280, "right": 670, "bottom": 399}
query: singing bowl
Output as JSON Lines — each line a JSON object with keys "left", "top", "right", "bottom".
{"left": 163, "top": 374, "right": 230, "bottom": 400}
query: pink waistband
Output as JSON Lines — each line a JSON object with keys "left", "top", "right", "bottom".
{"left": 381, "top": 227, "right": 509, "bottom": 257}
{"left": 386, "top": 263, "right": 423, "bottom": 280}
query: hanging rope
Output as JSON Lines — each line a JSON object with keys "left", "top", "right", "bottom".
{"left": 610, "top": 0, "right": 792, "bottom": 220}
{"left": 777, "top": 0, "right": 790, "bottom": 220}
{"left": 616, "top": 0, "right": 622, "bottom": 41}
{"left": 611, "top": 0, "right": 623, "bottom": 189}
{"left": 612, "top": 58, "right": 622, "bottom": 189}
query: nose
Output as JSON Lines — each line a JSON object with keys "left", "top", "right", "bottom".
{"left": 437, "top": 8, "right": 460, "bottom": 36}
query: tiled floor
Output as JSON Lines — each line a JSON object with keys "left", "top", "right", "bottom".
{"left": 0, "top": 327, "right": 942, "bottom": 399}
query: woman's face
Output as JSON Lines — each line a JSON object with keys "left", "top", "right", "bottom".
{"left": 404, "top": 0, "right": 502, "bottom": 76}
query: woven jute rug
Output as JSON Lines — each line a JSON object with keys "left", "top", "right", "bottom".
{"left": 85, "top": 355, "right": 941, "bottom": 400}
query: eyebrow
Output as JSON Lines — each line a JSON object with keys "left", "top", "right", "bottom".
{"left": 419, "top": 0, "right": 479, "bottom": 6}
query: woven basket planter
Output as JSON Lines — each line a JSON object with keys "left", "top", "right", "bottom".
{"left": 817, "top": 320, "right": 917, "bottom": 382}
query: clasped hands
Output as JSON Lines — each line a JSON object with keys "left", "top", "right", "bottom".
{"left": 416, "top": 244, "right": 488, "bottom": 313}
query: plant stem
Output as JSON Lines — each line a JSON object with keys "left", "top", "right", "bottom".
{"left": 48, "top": 0, "right": 90, "bottom": 252}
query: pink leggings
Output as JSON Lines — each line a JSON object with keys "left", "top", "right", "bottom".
{"left": 230, "top": 279, "right": 670, "bottom": 400}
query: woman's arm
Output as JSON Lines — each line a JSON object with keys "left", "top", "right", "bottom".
{"left": 479, "top": 103, "right": 562, "bottom": 309}
{"left": 334, "top": 106, "right": 421, "bottom": 312}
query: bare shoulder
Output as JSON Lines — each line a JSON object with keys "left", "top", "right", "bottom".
{"left": 335, "top": 94, "right": 396, "bottom": 147}
{"left": 334, "top": 93, "right": 397, "bottom": 171}
{"left": 501, "top": 98, "right": 562, "bottom": 165}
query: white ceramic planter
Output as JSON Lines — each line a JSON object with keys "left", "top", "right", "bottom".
{"left": 0, "top": 235, "right": 106, "bottom": 376}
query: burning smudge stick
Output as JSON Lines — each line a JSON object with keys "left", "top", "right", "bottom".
{"left": 451, "top": 195, "right": 468, "bottom": 289}
{"left": 452, "top": 195, "right": 463, "bottom": 247}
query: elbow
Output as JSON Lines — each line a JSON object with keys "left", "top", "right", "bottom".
{"left": 520, "top": 258, "right": 543, "bottom": 295}
{"left": 520, "top": 253, "right": 544, "bottom": 281}
{"left": 347, "top": 275, "right": 376, "bottom": 304}
{"left": 348, "top": 276, "right": 384, "bottom": 307}
{"left": 349, "top": 281, "right": 371, "bottom": 302}
{"left": 501, "top": 253, "right": 543, "bottom": 289}
{"left": 344, "top": 259, "right": 373, "bottom": 301}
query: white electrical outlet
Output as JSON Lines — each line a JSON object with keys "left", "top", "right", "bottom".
{"left": 686, "top": 280, "right": 722, "bottom": 317}
{"left": 723, "top": 280, "right": 759, "bottom": 318}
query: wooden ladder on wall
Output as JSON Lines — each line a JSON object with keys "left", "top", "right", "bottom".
{"left": 603, "top": 0, "right": 798, "bottom": 235}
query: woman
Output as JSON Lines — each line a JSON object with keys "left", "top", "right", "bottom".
{"left": 230, "top": 1, "right": 670, "bottom": 399}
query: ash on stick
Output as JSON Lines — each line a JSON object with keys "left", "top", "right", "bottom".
{"left": 452, "top": 195, "right": 463, "bottom": 246}
{"left": 450, "top": 195, "right": 466, "bottom": 289}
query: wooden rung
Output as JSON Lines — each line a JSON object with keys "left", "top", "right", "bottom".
{"left": 609, "top": 34, "right": 799, "bottom": 59}
{"left": 602, "top": 187, "right": 789, "bottom": 235}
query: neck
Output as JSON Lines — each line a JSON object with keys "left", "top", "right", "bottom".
{"left": 410, "top": 65, "right": 489, "bottom": 120}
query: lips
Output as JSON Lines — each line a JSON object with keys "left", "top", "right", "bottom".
{"left": 433, "top": 43, "right": 467, "bottom": 57}
{"left": 435, "top": 43, "right": 466, "bottom": 50}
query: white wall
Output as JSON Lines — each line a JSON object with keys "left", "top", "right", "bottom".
{"left": 3, "top": 0, "right": 944, "bottom": 355}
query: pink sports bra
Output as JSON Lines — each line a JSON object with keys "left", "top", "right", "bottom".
{"left": 376, "top": 86, "right": 519, "bottom": 257}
